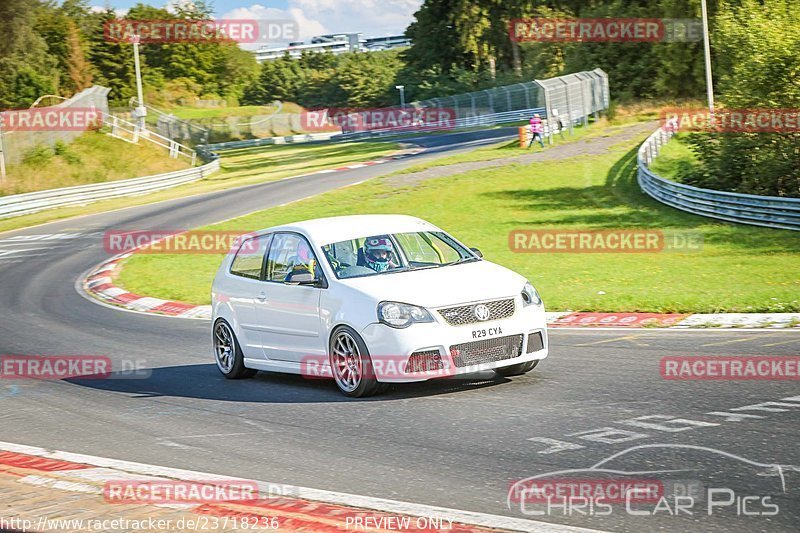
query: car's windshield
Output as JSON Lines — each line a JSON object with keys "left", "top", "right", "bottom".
{"left": 321, "top": 231, "right": 477, "bottom": 279}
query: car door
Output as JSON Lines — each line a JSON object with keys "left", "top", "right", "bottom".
{"left": 226, "top": 233, "right": 272, "bottom": 359}
{"left": 257, "top": 232, "right": 326, "bottom": 363}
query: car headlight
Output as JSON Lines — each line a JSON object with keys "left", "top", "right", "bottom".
{"left": 521, "top": 282, "right": 543, "bottom": 308}
{"left": 377, "top": 301, "right": 434, "bottom": 328}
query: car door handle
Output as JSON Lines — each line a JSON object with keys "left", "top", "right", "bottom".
{"left": 256, "top": 291, "right": 267, "bottom": 302}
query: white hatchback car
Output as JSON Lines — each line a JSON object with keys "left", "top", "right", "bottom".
{"left": 211, "top": 215, "right": 548, "bottom": 397}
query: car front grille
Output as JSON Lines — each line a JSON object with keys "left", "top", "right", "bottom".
{"left": 405, "top": 350, "right": 444, "bottom": 373}
{"left": 438, "top": 298, "right": 515, "bottom": 326}
{"left": 449, "top": 334, "right": 524, "bottom": 367}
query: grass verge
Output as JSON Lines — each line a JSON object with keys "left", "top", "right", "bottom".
{"left": 0, "top": 140, "right": 401, "bottom": 234}
{"left": 0, "top": 131, "right": 190, "bottom": 196}
{"left": 648, "top": 133, "right": 701, "bottom": 180}
{"left": 116, "top": 128, "right": 800, "bottom": 312}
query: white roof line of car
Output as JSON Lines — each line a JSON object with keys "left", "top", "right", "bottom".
{"left": 252, "top": 215, "right": 441, "bottom": 246}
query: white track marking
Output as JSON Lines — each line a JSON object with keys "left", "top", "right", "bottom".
{"left": 0, "top": 440, "right": 606, "bottom": 533}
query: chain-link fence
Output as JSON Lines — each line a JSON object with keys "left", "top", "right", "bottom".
{"left": 127, "top": 99, "right": 308, "bottom": 146}
{"left": 413, "top": 68, "right": 609, "bottom": 129}
{"left": 0, "top": 86, "right": 110, "bottom": 175}
{"left": 334, "top": 68, "right": 609, "bottom": 137}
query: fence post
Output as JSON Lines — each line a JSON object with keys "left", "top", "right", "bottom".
{"left": 0, "top": 126, "right": 6, "bottom": 181}
{"left": 579, "top": 82, "right": 588, "bottom": 125}
{"left": 563, "top": 84, "right": 574, "bottom": 135}
{"left": 522, "top": 83, "right": 531, "bottom": 110}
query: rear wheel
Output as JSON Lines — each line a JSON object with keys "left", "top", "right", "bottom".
{"left": 329, "top": 326, "right": 379, "bottom": 397}
{"left": 495, "top": 359, "right": 539, "bottom": 377}
{"left": 213, "top": 319, "right": 256, "bottom": 379}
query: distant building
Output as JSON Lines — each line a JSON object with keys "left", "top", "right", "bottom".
{"left": 253, "top": 32, "right": 410, "bottom": 62}
{"left": 365, "top": 35, "right": 411, "bottom": 51}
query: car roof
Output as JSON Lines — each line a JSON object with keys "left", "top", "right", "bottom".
{"left": 261, "top": 215, "right": 441, "bottom": 245}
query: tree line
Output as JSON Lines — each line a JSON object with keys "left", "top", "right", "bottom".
{"left": 0, "top": 0, "right": 257, "bottom": 109}
{"left": 1, "top": 0, "right": 796, "bottom": 195}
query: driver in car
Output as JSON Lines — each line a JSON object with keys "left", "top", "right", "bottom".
{"left": 363, "top": 236, "right": 398, "bottom": 273}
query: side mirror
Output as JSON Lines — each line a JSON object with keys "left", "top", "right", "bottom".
{"left": 470, "top": 247, "right": 483, "bottom": 258}
{"left": 285, "top": 271, "right": 319, "bottom": 286}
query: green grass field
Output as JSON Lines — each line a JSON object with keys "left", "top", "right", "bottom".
{"left": 0, "top": 131, "right": 190, "bottom": 197}
{"left": 116, "top": 128, "right": 800, "bottom": 312}
{"left": 166, "top": 103, "right": 303, "bottom": 120}
{"left": 0, "top": 140, "right": 401, "bottom": 233}
{"left": 213, "top": 141, "right": 400, "bottom": 184}
{"left": 648, "top": 133, "right": 701, "bottom": 180}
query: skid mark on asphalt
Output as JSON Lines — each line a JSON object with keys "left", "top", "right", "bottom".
{"left": 573, "top": 334, "right": 651, "bottom": 347}
{"left": 762, "top": 338, "right": 800, "bottom": 347}
{"left": 700, "top": 334, "right": 775, "bottom": 347}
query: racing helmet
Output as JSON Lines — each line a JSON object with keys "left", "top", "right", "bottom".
{"left": 364, "top": 236, "right": 394, "bottom": 272}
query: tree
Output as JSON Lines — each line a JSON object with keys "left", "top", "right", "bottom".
{"left": 66, "top": 20, "right": 93, "bottom": 92}
{"left": 0, "top": 0, "right": 59, "bottom": 108}
{"left": 86, "top": 8, "right": 140, "bottom": 104}
{"left": 681, "top": 0, "right": 800, "bottom": 197}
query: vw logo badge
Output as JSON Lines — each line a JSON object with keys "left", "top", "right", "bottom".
{"left": 473, "top": 304, "right": 491, "bottom": 321}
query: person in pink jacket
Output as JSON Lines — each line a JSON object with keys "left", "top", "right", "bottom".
{"left": 528, "top": 114, "right": 545, "bottom": 149}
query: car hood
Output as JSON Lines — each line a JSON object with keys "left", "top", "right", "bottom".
{"left": 339, "top": 260, "right": 528, "bottom": 308}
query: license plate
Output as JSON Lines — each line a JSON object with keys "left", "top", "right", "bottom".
{"left": 471, "top": 326, "right": 503, "bottom": 339}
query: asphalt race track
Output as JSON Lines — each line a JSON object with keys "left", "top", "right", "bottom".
{"left": 1, "top": 129, "right": 798, "bottom": 532}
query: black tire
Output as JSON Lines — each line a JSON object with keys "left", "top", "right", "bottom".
{"left": 213, "top": 319, "right": 256, "bottom": 379}
{"left": 495, "top": 359, "right": 539, "bottom": 377}
{"left": 329, "top": 325, "right": 379, "bottom": 398}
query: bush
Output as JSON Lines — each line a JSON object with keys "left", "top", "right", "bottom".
{"left": 22, "top": 145, "right": 54, "bottom": 168}
{"left": 53, "top": 141, "right": 81, "bottom": 164}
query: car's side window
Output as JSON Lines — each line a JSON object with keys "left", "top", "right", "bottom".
{"left": 266, "top": 233, "right": 319, "bottom": 283}
{"left": 230, "top": 234, "right": 272, "bottom": 279}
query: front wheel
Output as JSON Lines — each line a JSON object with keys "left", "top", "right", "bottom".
{"left": 329, "top": 326, "right": 379, "bottom": 397}
{"left": 213, "top": 319, "right": 256, "bottom": 379}
{"left": 495, "top": 359, "right": 539, "bottom": 377}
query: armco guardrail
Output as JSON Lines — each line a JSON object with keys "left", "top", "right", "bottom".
{"left": 637, "top": 128, "right": 800, "bottom": 231}
{"left": 199, "top": 131, "right": 338, "bottom": 153}
{"left": 0, "top": 159, "right": 219, "bottom": 219}
{"left": 334, "top": 107, "right": 547, "bottom": 141}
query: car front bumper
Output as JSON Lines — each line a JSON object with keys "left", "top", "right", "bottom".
{"left": 359, "top": 307, "right": 548, "bottom": 383}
